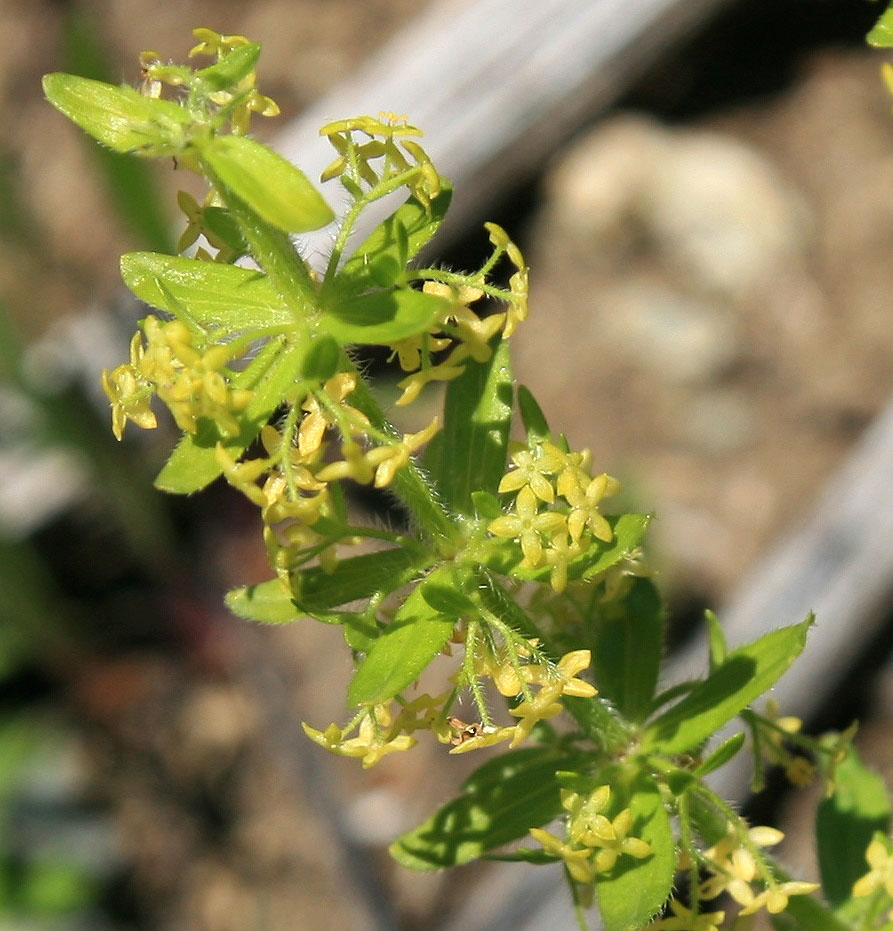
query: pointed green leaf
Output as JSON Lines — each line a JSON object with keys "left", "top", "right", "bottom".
{"left": 121, "top": 252, "right": 293, "bottom": 336}
{"left": 202, "top": 134, "right": 334, "bottom": 233}
{"left": 817, "top": 747, "right": 890, "bottom": 907}
{"left": 693, "top": 732, "right": 746, "bottom": 777}
{"left": 596, "top": 773, "right": 674, "bottom": 931}
{"left": 390, "top": 747, "right": 582, "bottom": 870}
{"left": 154, "top": 336, "right": 303, "bottom": 493}
{"left": 226, "top": 578, "right": 299, "bottom": 623}
{"left": 347, "top": 567, "right": 458, "bottom": 706}
{"left": 426, "top": 337, "right": 513, "bottom": 514}
{"left": 43, "top": 73, "right": 191, "bottom": 153}
{"left": 589, "top": 577, "right": 663, "bottom": 723}
{"left": 868, "top": 4, "right": 893, "bottom": 47}
{"left": 320, "top": 287, "right": 447, "bottom": 344}
{"left": 705, "top": 609, "right": 727, "bottom": 672}
{"left": 294, "top": 546, "right": 428, "bottom": 611}
{"left": 341, "top": 185, "right": 452, "bottom": 280}
{"left": 643, "top": 615, "right": 813, "bottom": 755}
{"left": 517, "top": 384, "right": 551, "bottom": 445}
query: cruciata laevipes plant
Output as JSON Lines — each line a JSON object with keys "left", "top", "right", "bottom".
{"left": 43, "top": 27, "right": 893, "bottom": 931}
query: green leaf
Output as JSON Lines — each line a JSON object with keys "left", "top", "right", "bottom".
{"left": 202, "top": 134, "right": 334, "bottom": 233}
{"left": 154, "top": 336, "right": 303, "bottom": 493}
{"left": 705, "top": 609, "right": 727, "bottom": 672}
{"left": 517, "top": 384, "right": 551, "bottom": 445}
{"left": 390, "top": 746, "right": 580, "bottom": 870}
{"left": 43, "top": 73, "right": 191, "bottom": 153}
{"left": 202, "top": 206, "right": 247, "bottom": 255}
{"left": 294, "top": 547, "right": 428, "bottom": 611}
{"left": 693, "top": 732, "right": 746, "bottom": 777}
{"left": 419, "top": 580, "right": 475, "bottom": 614}
{"left": 225, "top": 578, "right": 299, "bottom": 623}
{"left": 121, "top": 252, "right": 293, "bottom": 336}
{"left": 817, "top": 747, "right": 890, "bottom": 907}
{"left": 347, "top": 566, "right": 458, "bottom": 706}
{"left": 193, "top": 43, "right": 260, "bottom": 91}
{"left": 54, "top": 79, "right": 183, "bottom": 154}
{"left": 341, "top": 185, "right": 452, "bottom": 279}
{"left": 301, "top": 333, "right": 340, "bottom": 380}
{"left": 643, "top": 615, "right": 813, "bottom": 755}
{"left": 320, "top": 287, "right": 448, "bottom": 345}
{"left": 589, "top": 577, "right": 663, "bottom": 723}
{"left": 868, "top": 4, "right": 893, "bottom": 47}
{"left": 426, "top": 337, "right": 513, "bottom": 514}
{"left": 595, "top": 772, "right": 674, "bottom": 931}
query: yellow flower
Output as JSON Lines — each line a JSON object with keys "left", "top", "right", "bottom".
{"left": 488, "top": 486, "right": 567, "bottom": 569}
{"left": 498, "top": 442, "right": 567, "bottom": 503}
{"left": 582, "top": 806, "right": 652, "bottom": 872}
{"left": 528, "top": 828, "right": 594, "bottom": 884}
{"left": 853, "top": 837, "right": 893, "bottom": 898}
{"left": 508, "top": 683, "right": 564, "bottom": 747}
{"left": 302, "top": 704, "right": 415, "bottom": 769}
{"left": 395, "top": 344, "right": 469, "bottom": 405}
{"left": 563, "top": 472, "right": 619, "bottom": 544}
{"left": 364, "top": 417, "right": 440, "bottom": 488}
{"left": 700, "top": 824, "right": 784, "bottom": 905}
{"left": 447, "top": 726, "right": 515, "bottom": 754}
{"left": 737, "top": 881, "right": 819, "bottom": 916}
{"left": 316, "top": 440, "right": 376, "bottom": 485}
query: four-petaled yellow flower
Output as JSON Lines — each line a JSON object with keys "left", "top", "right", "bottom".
{"left": 488, "top": 485, "right": 567, "bottom": 569}
{"left": 853, "top": 837, "right": 893, "bottom": 898}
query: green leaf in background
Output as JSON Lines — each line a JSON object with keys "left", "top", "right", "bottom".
{"left": 202, "top": 135, "right": 334, "bottom": 234}
{"left": 425, "top": 337, "right": 513, "bottom": 514}
{"left": 517, "top": 384, "right": 551, "bottom": 445}
{"left": 817, "top": 747, "right": 890, "bottom": 907}
{"left": 320, "top": 288, "right": 448, "bottom": 344}
{"left": 868, "top": 3, "right": 893, "bottom": 47}
{"left": 705, "top": 609, "right": 728, "bottom": 672}
{"left": 643, "top": 615, "right": 813, "bottom": 755}
{"left": 193, "top": 43, "right": 260, "bottom": 91}
{"left": 42, "top": 73, "right": 191, "bottom": 154}
{"left": 154, "top": 336, "right": 303, "bottom": 493}
{"left": 347, "top": 566, "right": 458, "bottom": 706}
{"left": 692, "top": 731, "right": 746, "bottom": 778}
{"left": 595, "top": 772, "right": 674, "bottom": 931}
{"left": 589, "top": 577, "right": 663, "bottom": 723}
{"left": 225, "top": 578, "right": 298, "bottom": 623}
{"left": 121, "top": 252, "right": 294, "bottom": 336}
{"left": 294, "top": 547, "right": 428, "bottom": 611}
{"left": 391, "top": 746, "right": 580, "bottom": 870}
{"left": 60, "top": 9, "right": 173, "bottom": 252}
{"left": 341, "top": 185, "right": 453, "bottom": 280}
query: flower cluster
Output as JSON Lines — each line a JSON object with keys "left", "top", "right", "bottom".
{"left": 211, "top": 372, "right": 439, "bottom": 569}
{"left": 528, "top": 784, "right": 652, "bottom": 890}
{"left": 319, "top": 115, "right": 440, "bottom": 207}
{"left": 696, "top": 822, "right": 818, "bottom": 917}
{"left": 140, "top": 29, "right": 279, "bottom": 136}
{"left": 101, "top": 316, "right": 251, "bottom": 441}
{"left": 302, "top": 648, "right": 597, "bottom": 767}
{"left": 389, "top": 224, "right": 530, "bottom": 406}
{"left": 488, "top": 440, "right": 620, "bottom": 592}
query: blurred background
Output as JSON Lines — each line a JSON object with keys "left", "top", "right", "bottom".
{"left": 1, "top": 0, "right": 892, "bottom": 928}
